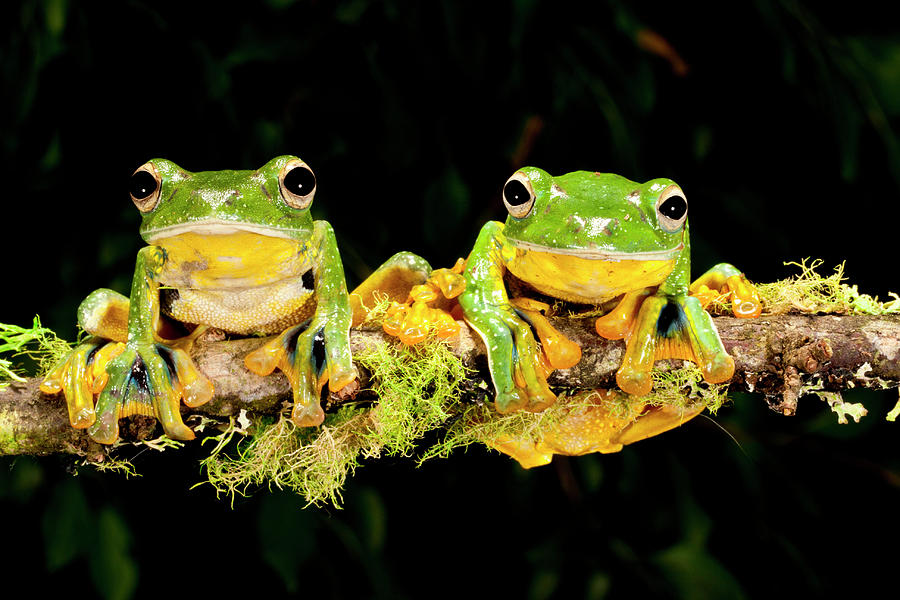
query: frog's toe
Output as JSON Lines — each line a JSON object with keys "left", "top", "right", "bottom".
{"left": 167, "top": 347, "right": 214, "bottom": 408}
{"left": 291, "top": 393, "right": 326, "bottom": 427}
{"left": 88, "top": 400, "right": 121, "bottom": 445}
{"left": 516, "top": 367, "right": 555, "bottom": 412}
{"left": 700, "top": 352, "right": 735, "bottom": 384}
{"left": 246, "top": 320, "right": 356, "bottom": 427}
{"left": 382, "top": 293, "right": 461, "bottom": 345}
{"left": 494, "top": 387, "right": 529, "bottom": 414}
{"left": 615, "top": 368, "right": 654, "bottom": 397}
{"left": 40, "top": 338, "right": 125, "bottom": 430}
{"left": 86, "top": 343, "right": 201, "bottom": 444}
{"left": 726, "top": 274, "right": 763, "bottom": 318}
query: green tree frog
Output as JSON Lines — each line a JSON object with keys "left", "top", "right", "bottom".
{"left": 387, "top": 167, "right": 761, "bottom": 422}
{"left": 460, "top": 167, "right": 760, "bottom": 413}
{"left": 41, "top": 156, "right": 361, "bottom": 444}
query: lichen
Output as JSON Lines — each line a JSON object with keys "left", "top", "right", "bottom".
{"left": 887, "top": 393, "right": 900, "bottom": 422}
{"left": 800, "top": 376, "right": 870, "bottom": 424}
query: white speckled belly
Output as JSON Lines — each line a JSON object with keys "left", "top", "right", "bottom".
{"left": 155, "top": 230, "right": 317, "bottom": 335}
{"left": 162, "top": 278, "right": 316, "bottom": 335}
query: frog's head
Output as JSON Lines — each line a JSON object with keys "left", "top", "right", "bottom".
{"left": 130, "top": 155, "right": 317, "bottom": 244}
{"left": 500, "top": 167, "right": 688, "bottom": 259}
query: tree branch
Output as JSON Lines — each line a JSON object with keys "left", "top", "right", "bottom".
{"left": 2, "top": 314, "right": 898, "bottom": 457}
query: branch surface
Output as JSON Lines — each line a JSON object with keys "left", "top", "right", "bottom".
{"left": 1, "top": 314, "right": 898, "bottom": 457}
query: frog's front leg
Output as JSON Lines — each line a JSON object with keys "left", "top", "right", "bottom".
{"left": 85, "top": 247, "right": 214, "bottom": 444}
{"left": 459, "top": 222, "right": 557, "bottom": 413}
{"left": 244, "top": 222, "right": 358, "bottom": 426}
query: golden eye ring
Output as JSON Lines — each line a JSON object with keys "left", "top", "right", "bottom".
{"left": 130, "top": 162, "right": 162, "bottom": 213}
{"left": 502, "top": 171, "right": 536, "bottom": 219}
{"left": 279, "top": 159, "right": 317, "bottom": 209}
{"left": 656, "top": 184, "right": 688, "bottom": 232}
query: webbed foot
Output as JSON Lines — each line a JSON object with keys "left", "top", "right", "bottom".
{"left": 461, "top": 296, "right": 580, "bottom": 413}
{"left": 690, "top": 263, "right": 762, "bottom": 318}
{"left": 609, "top": 294, "right": 734, "bottom": 396}
{"left": 41, "top": 288, "right": 214, "bottom": 443}
{"left": 87, "top": 339, "right": 213, "bottom": 444}
{"left": 244, "top": 317, "right": 358, "bottom": 427}
{"left": 376, "top": 256, "right": 467, "bottom": 345}
{"left": 41, "top": 338, "right": 126, "bottom": 429}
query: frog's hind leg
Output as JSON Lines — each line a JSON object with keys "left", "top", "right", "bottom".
{"left": 40, "top": 289, "right": 132, "bottom": 430}
{"left": 41, "top": 338, "right": 124, "bottom": 429}
{"left": 349, "top": 251, "right": 433, "bottom": 326}
{"left": 42, "top": 288, "right": 214, "bottom": 441}
{"left": 690, "top": 263, "right": 762, "bottom": 318}
{"left": 616, "top": 295, "right": 734, "bottom": 396}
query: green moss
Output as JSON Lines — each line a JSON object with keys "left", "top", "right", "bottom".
{"left": 88, "top": 457, "right": 141, "bottom": 478}
{"left": 756, "top": 259, "right": 900, "bottom": 315}
{"left": 0, "top": 316, "right": 72, "bottom": 388}
{"left": 201, "top": 408, "right": 372, "bottom": 507}
{"left": 200, "top": 336, "right": 469, "bottom": 507}
{"left": 355, "top": 338, "right": 468, "bottom": 457}
{"left": 422, "top": 364, "right": 727, "bottom": 461}
{"left": 0, "top": 408, "right": 21, "bottom": 454}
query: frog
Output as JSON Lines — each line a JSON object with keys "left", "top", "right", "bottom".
{"left": 458, "top": 166, "right": 761, "bottom": 414}
{"left": 40, "top": 156, "right": 363, "bottom": 444}
{"left": 384, "top": 167, "right": 761, "bottom": 423}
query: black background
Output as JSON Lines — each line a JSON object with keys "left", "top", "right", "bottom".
{"left": 2, "top": 1, "right": 899, "bottom": 598}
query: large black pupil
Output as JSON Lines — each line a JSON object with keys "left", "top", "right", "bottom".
{"left": 130, "top": 171, "right": 158, "bottom": 200}
{"left": 503, "top": 179, "right": 530, "bottom": 206}
{"left": 659, "top": 195, "right": 687, "bottom": 220}
{"left": 284, "top": 166, "right": 316, "bottom": 196}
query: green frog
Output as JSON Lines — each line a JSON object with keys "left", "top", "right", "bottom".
{"left": 454, "top": 167, "right": 760, "bottom": 414}
{"left": 42, "top": 156, "right": 367, "bottom": 444}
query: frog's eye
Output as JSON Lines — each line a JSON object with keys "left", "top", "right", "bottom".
{"left": 130, "top": 163, "right": 161, "bottom": 213}
{"left": 656, "top": 185, "right": 688, "bottom": 232}
{"left": 279, "top": 160, "right": 317, "bottom": 209}
{"left": 503, "top": 172, "right": 536, "bottom": 219}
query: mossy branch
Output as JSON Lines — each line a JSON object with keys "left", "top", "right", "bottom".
{"left": 2, "top": 314, "right": 899, "bottom": 460}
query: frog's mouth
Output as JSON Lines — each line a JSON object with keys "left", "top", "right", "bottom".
{"left": 506, "top": 238, "right": 684, "bottom": 261}
{"left": 505, "top": 238, "right": 684, "bottom": 304}
{"left": 143, "top": 219, "right": 304, "bottom": 243}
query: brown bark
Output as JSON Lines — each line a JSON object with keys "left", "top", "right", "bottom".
{"left": 1, "top": 314, "right": 898, "bottom": 457}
